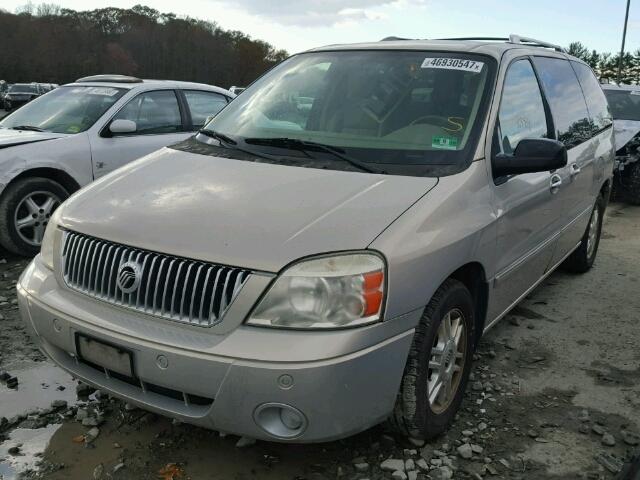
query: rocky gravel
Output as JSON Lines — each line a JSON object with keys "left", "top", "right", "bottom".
{"left": 0, "top": 203, "right": 639, "bottom": 479}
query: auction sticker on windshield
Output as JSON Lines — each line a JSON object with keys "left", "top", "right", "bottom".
{"left": 432, "top": 136, "right": 459, "bottom": 150}
{"left": 421, "top": 58, "right": 484, "bottom": 73}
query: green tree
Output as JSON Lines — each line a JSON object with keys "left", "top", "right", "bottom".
{"left": 0, "top": 3, "right": 288, "bottom": 87}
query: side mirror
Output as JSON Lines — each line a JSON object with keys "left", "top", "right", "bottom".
{"left": 109, "top": 119, "right": 137, "bottom": 134}
{"left": 493, "top": 139, "right": 567, "bottom": 177}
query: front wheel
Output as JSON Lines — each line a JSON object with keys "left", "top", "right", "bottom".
{"left": 0, "top": 177, "right": 69, "bottom": 256}
{"left": 562, "top": 194, "right": 605, "bottom": 273}
{"left": 389, "top": 279, "right": 475, "bottom": 440}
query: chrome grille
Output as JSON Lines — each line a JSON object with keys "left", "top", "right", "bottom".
{"left": 61, "top": 231, "right": 251, "bottom": 326}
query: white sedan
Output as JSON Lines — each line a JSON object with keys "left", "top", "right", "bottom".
{"left": 0, "top": 75, "right": 233, "bottom": 255}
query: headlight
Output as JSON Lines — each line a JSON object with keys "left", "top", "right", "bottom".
{"left": 247, "top": 253, "right": 385, "bottom": 329}
{"left": 40, "top": 206, "right": 62, "bottom": 270}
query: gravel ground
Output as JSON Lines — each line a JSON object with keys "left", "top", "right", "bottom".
{"left": 0, "top": 203, "right": 639, "bottom": 480}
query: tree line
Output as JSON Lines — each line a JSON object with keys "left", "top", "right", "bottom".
{"left": 0, "top": 3, "right": 288, "bottom": 88}
{"left": 567, "top": 41, "right": 640, "bottom": 83}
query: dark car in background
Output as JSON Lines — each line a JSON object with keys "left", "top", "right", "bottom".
{"left": 3, "top": 83, "right": 43, "bottom": 111}
{"left": 603, "top": 84, "right": 640, "bottom": 204}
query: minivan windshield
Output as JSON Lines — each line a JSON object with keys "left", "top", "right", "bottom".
{"left": 201, "top": 50, "right": 496, "bottom": 176}
{"left": 0, "top": 85, "right": 127, "bottom": 134}
{"left": 604, "top": 89, "right": 640, "bottom": 121}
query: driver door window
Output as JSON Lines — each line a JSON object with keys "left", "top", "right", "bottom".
{"left": 113, "top": 90, "right": 182, "bottom": 135}
{"left": 497, "top": 60, "right": 549, "bottom": 154}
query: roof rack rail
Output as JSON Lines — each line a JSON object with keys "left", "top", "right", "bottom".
{"left": 508, "top": 34, "right": 565, "bottom": 52}
{"left": 436, "top": 35, "right": 565, "bottom": 52}
{"left": 75, "top": 74, "right": 143, "bottom": 83}
{"left": 438, "top": 37, "right": 510, "bottom": 42}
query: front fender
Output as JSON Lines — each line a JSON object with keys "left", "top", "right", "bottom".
{"left": 0, "top": 134, "right": 92, "bottom": 195}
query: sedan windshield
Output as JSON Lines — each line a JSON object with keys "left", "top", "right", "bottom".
{"left": 0, "top": 86, "right": 126, "bottom": 134}
{"left": 203, "top": 50, "right": 496, "bottom": 176}
{"left": 8, "top": 84, "right": 38, "bottom": 94}
{"left": 604, "top": 89, "right": 640, "bottom": 121}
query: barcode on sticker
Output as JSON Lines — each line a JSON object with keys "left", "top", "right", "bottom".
{"left": 421, "top": 57, "right": 484, "bottom": 73}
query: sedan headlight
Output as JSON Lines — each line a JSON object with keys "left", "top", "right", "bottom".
{"left": 40, "top": 206, "right": 62, "bottom": 270}
{"left": 247, "top": 253, "right": 385, "bottom": 329}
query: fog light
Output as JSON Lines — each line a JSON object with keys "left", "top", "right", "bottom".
{"left": 254, "top": 403, "right": 308, "bottom": 439}
{"left": 280, "top": 408, "right": 303, "bottom": 430}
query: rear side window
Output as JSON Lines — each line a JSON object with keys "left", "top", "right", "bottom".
{"left": 183, "top": 90, "right": 229, "bottom": 129}
{"left": 571, "top": 62, "right": 612, "bottom": 132}
{"left": 533, "top": 57, "right": 590, "bottom": 148}
{"left": 497, "top": 59, "right": 549, "bottom": 154}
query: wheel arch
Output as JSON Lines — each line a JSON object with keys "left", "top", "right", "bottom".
{"left": 600, "top": 177, "right": 612, "bottom": 202}
{"left": 448, "top": 262, "right": 489, "bottom": 349}
{"left": 4, "top": 167, "right": 81, "bottom": 197}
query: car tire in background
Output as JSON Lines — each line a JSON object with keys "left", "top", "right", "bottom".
{"left": 562, "top": 194, "right": 605, "bottom": 274}
{"left": 0, "top": 177, "right": 69, "bottom": 256}
{"left": 389, "top": 278, "right": 475, "bottom": 440}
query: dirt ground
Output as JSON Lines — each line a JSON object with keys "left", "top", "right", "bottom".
{"left": 0, "top": 203, "right": 639, "bottom": 480}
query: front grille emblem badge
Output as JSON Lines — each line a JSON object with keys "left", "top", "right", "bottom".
{"left": 116, "top": 261, "right": 142, "bottom": 294}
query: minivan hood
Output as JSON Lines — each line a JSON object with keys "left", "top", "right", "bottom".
{"left": 0, "top": 128, "right": 68, "bottom": 149}
{"left": 61, "top": 148, "right": 438, "bottom": 272}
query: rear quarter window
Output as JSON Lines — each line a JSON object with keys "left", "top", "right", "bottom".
{"left": 533, "top": 57, "right": 591, "bottom": 148}
{"left": 571, "top": 61, "right": 612, "bottom": 132}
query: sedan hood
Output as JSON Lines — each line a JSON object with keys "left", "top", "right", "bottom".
{"left": 61, "top": 148, "right": 438, "bottom": 272}
{"left": 0, "top": 128, "right": 68, "bottom": 149}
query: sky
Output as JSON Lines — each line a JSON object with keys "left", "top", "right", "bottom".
{"left": 3, "top": 0, "right": 639, "bottom": 55}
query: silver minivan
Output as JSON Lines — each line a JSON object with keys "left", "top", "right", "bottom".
{"left": 17, "top": 35, "right": 614, "bottom": 442}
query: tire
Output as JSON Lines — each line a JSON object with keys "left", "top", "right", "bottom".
{"left": 618, "top": 162, "right": 640, "bottom": 205}
{"left": 389, "top": 278, "right": 475, "bottom": 440}
{"left": 0, "top": 177, "right": 69, "bottom": 256}
{"left": 562, "top": 194, "right": 605, "bottom": 274}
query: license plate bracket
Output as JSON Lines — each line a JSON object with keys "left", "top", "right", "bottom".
{"left": 76, "top": 334, "right": 135, "bottom": 379}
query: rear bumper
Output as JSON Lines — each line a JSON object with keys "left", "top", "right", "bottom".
{"left": 17, "top": 257, "right": 417, "bottom": 442}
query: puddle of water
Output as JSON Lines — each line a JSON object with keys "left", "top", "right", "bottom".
{"left": 0, "top": 361, "right": 77, "bottom": 419}
{"left": 0, "top": 424, "right": 62, "bottom": 479}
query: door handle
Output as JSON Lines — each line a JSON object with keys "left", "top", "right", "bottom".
{"left": 550, "top": 174, "right": 562, "bottom": 194}
{"left": 570, "top": 163, "right": 581, "bottom": 176}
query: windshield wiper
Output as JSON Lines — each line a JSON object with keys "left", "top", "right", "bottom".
{"left": 198, "top": 129, "right": 237, "bottom": 145}
{"left": 198, "top": 129, "right": 278, "bottom": 161}
{"left": 244, "top": 137, "right": 384, "bottom": 174}
{"left": 10, "top": 125, "right": 45, "bottom": 132}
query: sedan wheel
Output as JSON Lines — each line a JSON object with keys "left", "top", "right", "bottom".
{"left": 0, "top": 177, "right": 69, "bottom": 256}
{"left": 14, "top": 191, "right": 61, "bottom": 246}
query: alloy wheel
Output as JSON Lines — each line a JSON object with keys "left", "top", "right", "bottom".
{"left": 586, "top": 204, "right": 601, "bottom": 259}
{"left": 427, "top": 308, "right": 467, "bottom": 414}
{"left": 14, "top": 191, "right": 61, "bottom": 246}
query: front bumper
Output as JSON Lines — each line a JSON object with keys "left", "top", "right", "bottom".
{"left": 17, "top": 257, "right": 417, "bottom": 442}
